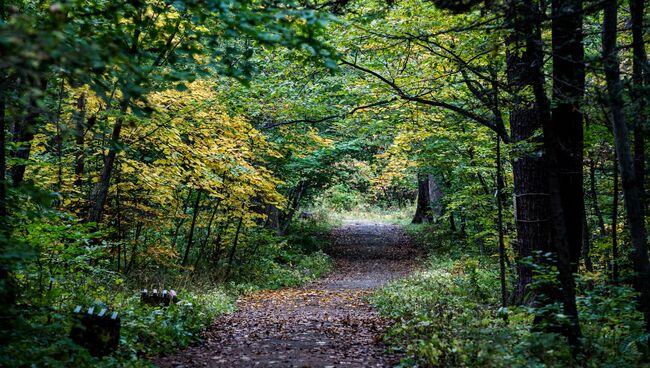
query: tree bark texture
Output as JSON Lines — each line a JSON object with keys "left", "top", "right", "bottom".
{"left": 505, "top": 0, "right": 550, "bottom": 305}
{"left": 412, "top": 172, "right": 434, "bottom": 224}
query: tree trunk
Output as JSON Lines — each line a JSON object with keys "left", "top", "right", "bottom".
{"left": 602, "top": 0, "right": 650, "bottom": 348}
{"left": 280, "top": 181, "right": 306, "bottom": 235}
{"left": 212, "top": 217, "right": 232, "bottom": 267}
{"left": 460, "top": 210, "right": 467, "bottom": 236}
{"left": 412, "top": 172, "right": 433, "bottom": 224}
{"left": 0, "top": 89, "right": 15, "bottom": 337}
{"left": 181, "top": 191, "right": 202, "bottom": 266}
{"left": 171, "top": 189, "right": 193, "bottom": 249}
{"left": 10, "top": 78, "right": 47, "bottom": 187}
{"left": 630, "top": 0, "right": 647, "bottom": 216}
{"left": 505, "top": 0, "right": 550, "bottom": 306}
{"left": 582, "top": 207, "right": 593, "bottom": 272}
{"left": 264, "top": 203, "right": 281, "bottom": 234}
{"left": 125, "top": 222, "right": 143, "bottom": 274}
{"left": 226, "top": 216, "right": 244, "bottom": 279}
{"left": 0, "top": 93, "right": 6, "bottom": 225}
{"left": 115, "top": 168, "right": 123, "bottom": 271}
{"left": 195, "top": 200, "right": 221, "bottom": 269}
{"left": 449, "top": 212, "right": 457, "bottom": 232}
{"left": 551, "top": 0, "right": 585, "bottom": 274}
{"left": 612, "top": 156, "right": 619, "bottom": 283}
{"left": 428, "top": 174, "right": 443, "bottom": 216}
{"left": 588, "top": 158, "right": 607, "bottom": 235}
{"left": 74, "top": 92, "right": 87, "bottom": 189}
{"left": 527, "top": 0, "right": 585, "bottom": 350}
{"left": 540, "top": 119, "right": 583, "bottom": 350}
{"left": 87, "top": 97, "right": 130, "bottom": 223}
{"left": 496, "top": 134, "right": 508, "bottom": 309}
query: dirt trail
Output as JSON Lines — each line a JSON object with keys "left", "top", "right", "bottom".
{"left": 155, "top": 220, "right": 417, "bottom": 367}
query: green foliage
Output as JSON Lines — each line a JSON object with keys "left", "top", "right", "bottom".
{"left": 1, "top": 287, "right": 234, "bottom": 367}
{"left": 287, "top": 217, "right": 336, "bottom": 253}
{"left": 320, "top": 183, "right": 364, "bottom": 212}
{"left": 235, "top": 242, "right": 332, "bottom": 290}
{"left": 372, "top": 251, "right": 649, "bottom": 367}
{"left": 1, "top": 197, "right": 332, "bottom": 365}
{"left": 118, "top": 289, "right": 235, "bottom": 358}
{"left": 251, "top": 250, "right": 332, "bottom": 289}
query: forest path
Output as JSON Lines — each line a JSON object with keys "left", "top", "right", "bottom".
{"left": 155, "top": 220, "right": 418, "bottom": 367}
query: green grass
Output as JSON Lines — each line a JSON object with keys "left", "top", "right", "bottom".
{"left": 306, "top": 205, "right": 415, "bottom": 225}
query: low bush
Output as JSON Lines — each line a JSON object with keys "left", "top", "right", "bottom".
{"left": 372, "top": 256, "right": 649, "bottom": 367}
{"left": 1, "top": 287, "right": 235, "bottom": 367}
{"left": 1, "top": 215, "right": 332, "bottom": 367}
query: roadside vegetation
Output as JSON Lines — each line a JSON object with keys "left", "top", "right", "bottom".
{"left": 373, "top": 225, "right": 649, "bottom": 367}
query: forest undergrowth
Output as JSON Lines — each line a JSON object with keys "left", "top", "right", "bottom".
{"left": 0, "top": 220, "right": 333, "bottom": 367}
{"left": 372, "top": 225, "right": 650, "bottom": 367}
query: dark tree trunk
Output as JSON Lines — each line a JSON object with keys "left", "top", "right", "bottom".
{"left": 10, "top": 79, "right": 47, "bottom": 187}
{"left": 551, "top": 0, "right": 585, "bottom": 274}
{"left": 264, "top": 203, "right": 281, "bottom": 234}
{"left": 114, "top": 169, "right": 123, "bottom": 271}
{"left": 602, "top": 0, "right": 650, "bottom": 348}
{"left": 412, "top": 173, "right": 433, "bottom": 224}
{"left": 505, "top": 0, "right": 550, "bottom": 306}
{"left": 10, "top": 117, "right": 35, "bottom": 187}
{"left": 428, "top": 174, "right": 443, "bottom": 216}
{"left": 528, "top": 0, "right": 585, "bottom": 350}
{"left": 612, "top": 157, "right": 619, "bottom": 283}
{"left": 279, "top": 181, "right": 306, "bottom": 235}
{"left": 212, "top": 217, "right": 232, "bottom": 267}
{"left": 540, "top": 115, "right": 583, "bottom": 351}
{"left": 87, "top": 97, "right": 129, "bottom": 223}
{"left": 496, "top": 135, "right": 508, "bottom": 309}
{"left": 0, "top": 94, "right": 6, "bottom": 224}
{"left": 226, "top": 216, "right": 244, "bottom": 278}
{"left": 125, "top": 222, "right": 143, "bottom": 274}
{"left": 449, "top": 212, "right": 457, "bottom": 232}
{"left": 181, "top": 191, "right": 202, "bottom": 266}
{"left": 195, "top": 200, "right": 221, "bottom": 269}
{"left": 582, "top": 208, "right": 593, "bottom": 272}
{"left": 87, "top": 14, "right": 142, "bottom": 224}
{"left": 0, "top": 0, "right": 16, "bottom": 327}
{"left": 74, "top": 92, "right": 87, "bottom": 188}
{"left": 0, "top": 90, "right": 15, "bottom": 336}
{"left": 589, "top": 158, "right": 607, "bottom": 235}
{"left": 51, "top": 80, "right": 65, "bottom": 195}
{"left": 460, "top": 211, "right": 467, "bottom": 236}
{"left": 171, "top": 189, "right": 193, "bottom": 249}
{"left": 630, "top": 0, "right": 647, "bottom": 216}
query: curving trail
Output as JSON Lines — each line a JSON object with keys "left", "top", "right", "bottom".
{"left": 155, "top": 220, "right": 418, "bottom": 367}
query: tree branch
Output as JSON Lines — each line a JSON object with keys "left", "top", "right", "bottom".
{"left": 340, "top": 58, "right": 509, "bottom": 142}
{"left": 262, "top": 98, "right": 398, "bottom": 129}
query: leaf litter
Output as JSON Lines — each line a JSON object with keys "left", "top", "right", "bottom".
{"left": 155, "top": 220, "right": 419, "bottom": 367}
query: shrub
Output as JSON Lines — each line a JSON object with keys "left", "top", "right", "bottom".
{"left": 371, "top": 257, "right": 649, "bottom": 367}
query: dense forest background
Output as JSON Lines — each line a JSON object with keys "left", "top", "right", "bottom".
{"left": 1, "top": 0, "right": 650, "bottom": 366}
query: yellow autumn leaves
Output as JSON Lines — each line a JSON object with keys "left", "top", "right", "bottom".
{"left": 120, "top": 80, "right": 286, "bottom": 230}
{"left": 28, "top": 78, "right": 331, "bottom": 267}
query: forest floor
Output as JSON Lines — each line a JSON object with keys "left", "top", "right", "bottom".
{"left": 154, "top": 220, "right": 419, "bottom": 367}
